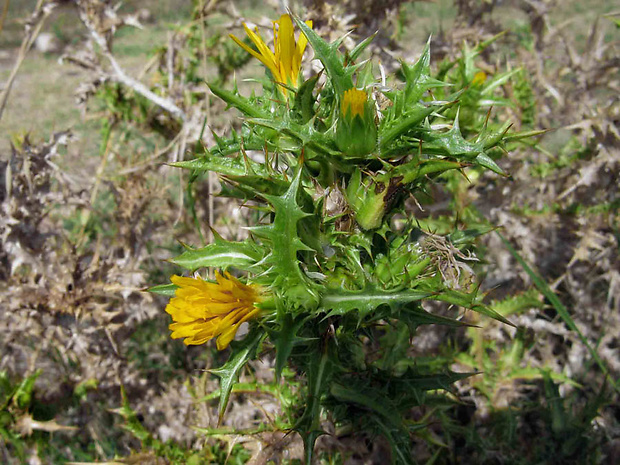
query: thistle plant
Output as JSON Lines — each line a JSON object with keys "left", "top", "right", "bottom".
{"left": 150, "top": 13, "right": 533, "bottom": 463}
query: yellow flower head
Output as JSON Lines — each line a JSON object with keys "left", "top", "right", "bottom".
{"left": 341, "top": 88, "right": 368, "bottom": 119}
{"left": 165, "top": 272, "right": 262, "bottom": 350}
{"left": 230, "top": 14, "right": 313, "bottom": 91}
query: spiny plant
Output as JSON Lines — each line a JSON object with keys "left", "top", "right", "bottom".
{"left": 150, "top": 13, "right": 535, "bottom": 463}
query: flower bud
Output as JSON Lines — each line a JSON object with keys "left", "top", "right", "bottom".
{"left": 335, "top": 88, "right": 377, "bottom": 157}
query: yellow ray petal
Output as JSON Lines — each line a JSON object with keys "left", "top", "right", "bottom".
{"left": 243, "top": 25, "right": 281, "bottom": 80}
{"left": 276, "top": 14, "right": 295, "bottom": 85}
{"left": 293, "top": 20, "right": 313, "bottom": 82}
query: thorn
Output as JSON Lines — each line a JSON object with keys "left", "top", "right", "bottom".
{"left": 209, "top": 226, "right": 224, "bottom": 242}
{"left": 483, "top": 107, "right": 492, "bottom": 130}
{"left": 459, "top": 168, "right": 471, "bottom": 183}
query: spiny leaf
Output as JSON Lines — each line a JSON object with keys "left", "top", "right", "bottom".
{"left": 400, "top": 304, "right": 475, "bottom": 328}
{"left": 379, "top": 101, "right": 449, "bottom": 152}
{"left": 395, "top": 158, "right": 463, "bottom": 184}
{"left": 192, "top": 423, "right": 270, "bottom": 437}
{"left": 247, "top": 165, "right": 318, "bottom": 308}
{"left": 271, "top": 314, "right": 314, "bottom": 381}
{"left": 420, "top": 120, "right": 483, "bottom": 159}
{"left": 448, "top": 225, "right": 497, "bottom": 245}
{"left": 322, "top": 284, "right": 430, "bottom": 319}
{"left": 401, "top": 38, "right": 449, "bottom": 105}
{"left": 491, "top": 288, "right": 544, "bottom": 317}
{"left": 503, "top": 128, "right": 550, "bottom": 142}
{"left": 295, "top": 345, "right": 332, "bottom": 464}
{"left": 370, "top": 414, "right": 413, "bottom": 465}
{"left": 169, "top": 239, "right": 263, "bottom": 272}
{"left": 430, "top": 289, "right": 515, "bottom": 327}
{"left": 475, "top": 152, "right": 506, "bottom": 176}
{"left": 330, "top": 382, "right": 404, "bottom": 430}
{"left": 293, "top": 16, "right": 354, "bottom": 96}
{"left": 293, "top": 74, "right": 320, "bottom": 124}
{"left": 170, "top": 151, "right": 268, "bottom": 177}
{"left": 248, "top": 117, "right": 338, "bottom": 157}
{"left": 224, "top": 174, "right": 290, "bottom": 197}
{"left": 480, "top": 120, "right": 513, "bottom": 149}
{"left": 209, "top": 328, "right": 266, "bottom": 425}
{"left": 208, "top": 83, "right": 269, "bottom": 119}
{"left": 396, "top": 367, "right": 474, "bottom": 391}
{"left": 349, "top": 32, "right": 377, "bottom": 62}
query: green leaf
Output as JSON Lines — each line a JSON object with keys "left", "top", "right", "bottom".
{"left": 396, "top": 367, "right": 474, "bottom": 391}
{"left": 271, "top": 314, "right": 312, "bottom": 381}
{"left": 348, "top": 32, "right": 377, "bottom": 62}
{"left": 448, "top": 224, "right": 497, "bottom": 245}
{"left": 113, "top": 385, "right": 153, "bottom": 444}
{"left": 502, "top": 128, "right": 549, "bottom": 143}
{"left": 192, "top": 423, "right": 270, "bottom": 437}
{"left": 491, "top": 288, "right": 544, "bottom": 317}
{"left": 401, "top": 38, "right": 449, "bottom": 105}
{"left": 400, "top": 304, "right": 475, "bottom": 328}
{"left": 370, "top": 414, "right": 413, "bottom": 465}
{"left": 246, "top": 165, "right": 319, "bottom": 309}
{"left": 379, "top": 101, "right": 448, "bottom": 152}
{"left": 147, "top": 283, "right": 178, "bottom": 297}
{"left": 475, "top": 152, "right": 506, "bottom": 176}
{"left": 208, "top": 83, "right": 269, "bottom": 119}
{"left": 0, "top": 371, "right": 14, "bottom": 409}
{"left": 295, "top": 345, "right": 332, "bottom": 464}
{"left": 420, "top": 119, "right": 483, "bottom": 159}
{"left": 193, "top": 382, "right": 279, "bottom": 404}
{"left": 248, "top": 117, "right": 338, "bottom": 158}
{"left": 330, "top": 382, "right": 404, "bottom": 430}
{"left": 395, "top": 158, "right": 463, "bottom": 184}
{"left": 14, "top": 370, "right": 41, "bottom": 410}
{"left": 430, "top": 289, "right": 515, "bottom": 327}
{"left": 480, "top": 68, "right": 521, "bottom": 95}
{"left": 170, "top": 150, "right": 269, "bottom": 177}
{"left": 225, "top": 174, "right": 290, "bottom": 198}
{"left": 293, "top": 16, "right": 354, "bottom": 96}
{"left": 169, "top": 239, "right": 263, "bottom": 272}
{"left": 322, "top": 284, "right": 430, "bottom": 319}
{"left": 479, "top": 120, "right": 513, "bottom": 150}
{"left": 293, "top": 74, "right": 320, "bottom": 124}
{"left": 209, "top": 328, "right": 266, "bottom": 425}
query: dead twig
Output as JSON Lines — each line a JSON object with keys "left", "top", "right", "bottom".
{"left": 75, "top": 0, "right": 186, "bottom": 121}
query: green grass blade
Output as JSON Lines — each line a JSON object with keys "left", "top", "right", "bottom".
{"left": 497, "top": 231, "right": 618, "bottom": 392}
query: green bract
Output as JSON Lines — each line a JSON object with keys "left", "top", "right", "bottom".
{"left": 155, "top": 14, "right": 534, "bottom": 464}
{"left": 335, "top": 88, "right": 378, "bottom": 157}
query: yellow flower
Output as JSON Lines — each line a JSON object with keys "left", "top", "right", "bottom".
{"left": 230, "top": 14, "right": 313, "bottom": 92}
{"left": 165, "top": 272, "right": 262, "bottom": 350}
{"left": 341, "top": 88, "right": 368, "bottom": 119}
